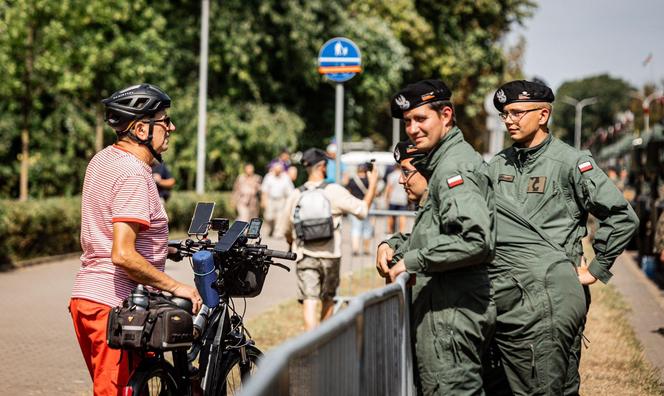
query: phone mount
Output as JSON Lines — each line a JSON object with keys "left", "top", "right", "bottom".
{"left": 214, "top": 221, "right": 248, "bottom": 253}
{"left": 187, "top": 202, "right": 215, "bottom": 236}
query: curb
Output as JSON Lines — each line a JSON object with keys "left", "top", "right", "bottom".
{"left": 1, "top": 252, "right": 81, "bottom": 272}
{"left": 623, "top": 253, "right": 664, "bottom": 313}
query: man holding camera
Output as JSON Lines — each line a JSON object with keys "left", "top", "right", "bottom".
{"left": 282, "top": 148, "right": 378, "bottom": 331}
{"left": 69, "top": 84, "right": 201, "bottom": 396}
{"left": 377, "top": 80, "right": 496, "bottom": 395}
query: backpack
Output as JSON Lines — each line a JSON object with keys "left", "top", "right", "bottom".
{"left": 293, "top": 182, "right": 335, "bottom": 242}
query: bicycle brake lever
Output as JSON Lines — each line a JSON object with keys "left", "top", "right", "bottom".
{"left": 271, "top": 262, "right": 290, "bottom": 272}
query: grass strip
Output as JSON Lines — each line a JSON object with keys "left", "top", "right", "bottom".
{"left": 247, "top": 269, "right": 664, "bottom": 395}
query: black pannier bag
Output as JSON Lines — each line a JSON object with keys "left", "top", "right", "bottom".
{"left": 107, "top": 292, "right": 193, "bottom": 350}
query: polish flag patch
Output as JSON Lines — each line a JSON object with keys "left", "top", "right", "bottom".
{"left": 578, "top": 161, "right": 593, "bottom": 173}
{"left": 447, "top": 174, "right": 464, "bottom": 188}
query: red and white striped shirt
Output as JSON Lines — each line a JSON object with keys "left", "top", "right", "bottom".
{"left": 72, "top": 145, "right": 169, "bottom": 307}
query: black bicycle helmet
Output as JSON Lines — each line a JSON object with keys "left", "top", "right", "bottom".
{"left": 102, "top": 83, "right": 171, "bottom": 132}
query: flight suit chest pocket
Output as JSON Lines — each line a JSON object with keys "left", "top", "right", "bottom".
{"left": 528, "top": 179, "right": 567, "bottom": 221}
{"left": 527, "top": 176, "right": 547, "bottom": 194}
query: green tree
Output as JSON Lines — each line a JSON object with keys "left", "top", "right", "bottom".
{"left": 0, "top": 1, "right": 71, "bottom": 200}
{"left": 553, "top": 74, "right": 634, "bottom": 145}
{"left": 0, "top": 0, "right": 535, "bottom": 198}
{"left": 402, "top": 0, "right": 535, "bottom": 150}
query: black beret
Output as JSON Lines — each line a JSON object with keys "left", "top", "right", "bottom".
{"left": 300, "top": 148, "right": 329, "bottom": 167}
{"left": 390, "top": 79, "right": 452, "bottom": 119}
{"left": 493, "top": 80, "right": 555, "bottom": 112}
{"left": 393, "top": 140, "right": 426, "bottom": 163}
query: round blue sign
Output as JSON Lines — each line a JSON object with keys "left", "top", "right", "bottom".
{"left": 317, "top": 37, "right": 362, "bottom": 83}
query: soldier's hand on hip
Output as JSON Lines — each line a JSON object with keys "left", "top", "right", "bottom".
{"left": 376, "top": 243, "right": 393, "bottom": 277}
{"left": 577, "top": 257, "right": 597, "bottom": 285}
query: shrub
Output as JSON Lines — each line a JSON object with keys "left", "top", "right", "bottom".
{"left": 0, "top": 191, "right": 232, "bottom": 267}
{"left": 0, "top": 197, "right": 81, "bottom": 265}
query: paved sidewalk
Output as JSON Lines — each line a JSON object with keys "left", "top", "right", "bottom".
{"left": 0, "top": 218, "right": 386, "bottom": 395}
{"left": 611, "top": 253, "right": 664, "bottom": 382}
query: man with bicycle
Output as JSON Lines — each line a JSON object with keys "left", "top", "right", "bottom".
{"left": 69, "top": 83, "right": 202, "bottom": 396}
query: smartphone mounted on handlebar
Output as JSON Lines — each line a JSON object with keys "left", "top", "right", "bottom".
{"left": 188, "top": 202, "right": 215, "bottom": 236}
{"left": 214, "top": 221, "right": 247, "bottom": 253}
{"left": 246, "top": 218, "right": 263, "bottom": 239}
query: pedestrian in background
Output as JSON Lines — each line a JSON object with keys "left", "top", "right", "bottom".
{"left": 261, "top": 161, "right": 294, "bottom": 237}
{"left": 151, "top": 161, "right": 175, "bottom": 205}
{"left": 270, "top": 147, "right": 298, "bottom": 182}
{"left": 324, "top": 141, "right": 348, "bottom": 185}
{"left": 231, "top": 162, "right": 262, "bottom": 222}
{"left": 345, "top": 163, "right": 375, "bottom": 256}
{"left": 282, "top": 148, "right": 378, "bottom": 331}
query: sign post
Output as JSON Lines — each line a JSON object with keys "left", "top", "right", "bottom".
{"left": 318, "top": 37, "right": 362, "bottom": 183}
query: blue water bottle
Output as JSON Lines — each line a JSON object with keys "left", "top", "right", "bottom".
{"left": 192, "top": 250, "right": 219, "bottom": 308}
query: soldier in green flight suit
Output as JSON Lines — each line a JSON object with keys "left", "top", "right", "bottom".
{"left": 389, "top": 141, "right": 587, "bottom": 396}
{"left": 379, "top": 141, "right": 430, "bottom": 265}
{"left": 488, "top": 80, "right": 639, "bottom": 395}
{"left": 376, "top": 80, "right": 496, "bottom": 396}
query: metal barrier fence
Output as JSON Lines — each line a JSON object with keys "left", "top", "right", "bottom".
{"left": 239, "top": 272, "right": 414, "bottom": 396}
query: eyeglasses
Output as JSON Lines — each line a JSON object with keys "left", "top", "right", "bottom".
{"left": 141, "top": 116, "right": 171, "bottom": 127}
{"left": 498, "top": 108, "right": 541, "bottom": 122}
{"left": 401, "top": 168, "right": 418, "bottom": 179}
{"left": 152, "top": 116, "right": 171, "bottom": 127}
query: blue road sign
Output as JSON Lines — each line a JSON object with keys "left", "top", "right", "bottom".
{"left": 318, "top": 37, "right": 362, "bottom": 83}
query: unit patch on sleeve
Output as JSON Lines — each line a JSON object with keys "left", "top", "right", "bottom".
{"left": 446, "top": 175, "right": 464, "bottom": 188}
{"left": 578, "top": 161, "right": 593, "bottom": 173}
{"left": 527, "top": 176, "right": 547, "bottom": 193}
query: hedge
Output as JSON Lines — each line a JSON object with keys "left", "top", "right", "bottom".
{"left": 0, "top": 191, "right": 232, "bottom": 267}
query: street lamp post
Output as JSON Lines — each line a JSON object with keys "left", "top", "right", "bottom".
{"left": 196, "top": 0, "right": 210, "bottom": 194}
{"left": 562, "top": 96, "right": 597, "bottom": 150}
{"left": 631, "top": 90, "right": 664, "bottom": 133}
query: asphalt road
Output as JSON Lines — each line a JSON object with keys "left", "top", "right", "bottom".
{"left": 3, "top": 215, "right": 662, "bottom": 394}
{"left": 0, "top": 217, "right": 393, "bottom": 395}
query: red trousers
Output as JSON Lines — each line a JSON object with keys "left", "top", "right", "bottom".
{"left": 69, "top": 298, "right": 140, "bottom": 396}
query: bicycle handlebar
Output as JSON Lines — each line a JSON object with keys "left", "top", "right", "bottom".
{"left": 245, "top": 247, "right": 297, "bottom": 261}
{"left": 168, "top": 240, "right": 296, "bottom": 261}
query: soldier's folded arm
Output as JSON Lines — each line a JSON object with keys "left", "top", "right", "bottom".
{"left": 380, "top": 232, "right": 411, "bottom": 265}
{"left": 383, "top": 232, "right": 410, "bottom": 251}
{"left": 403, "top": 182, "right": 492, "bottom": 273}
{"left": 572, "top": 156, "right": 639, "bottom": 283}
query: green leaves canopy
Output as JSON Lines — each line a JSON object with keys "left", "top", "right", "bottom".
{"left": 0, "top": 0, "right": 534, "bottom": 198}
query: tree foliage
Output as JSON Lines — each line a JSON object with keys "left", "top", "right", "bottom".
{"left": 0, "top": 0, "right": 535, "bottom": 198}
{"left": 553, "top": 74, "right": 634, "bottom": 144}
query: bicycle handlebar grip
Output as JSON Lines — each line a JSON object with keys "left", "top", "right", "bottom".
{"left": 265, "top": 249, "right": 297, "bottom": 261}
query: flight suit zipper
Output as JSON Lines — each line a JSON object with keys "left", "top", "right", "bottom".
{"left": 530, "top": 344, "right": 537, "bottom": 379}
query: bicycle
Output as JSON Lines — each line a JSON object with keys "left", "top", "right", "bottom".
{"left": 121, "top": 206, "right": 296, "bottom": 396}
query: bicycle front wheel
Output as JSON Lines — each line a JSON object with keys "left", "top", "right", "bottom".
{"left": 125, "top": 359, "right": 180, "bottom": 396}
{"left": 210, "top": 345, "right": 262, "bottom": 396}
